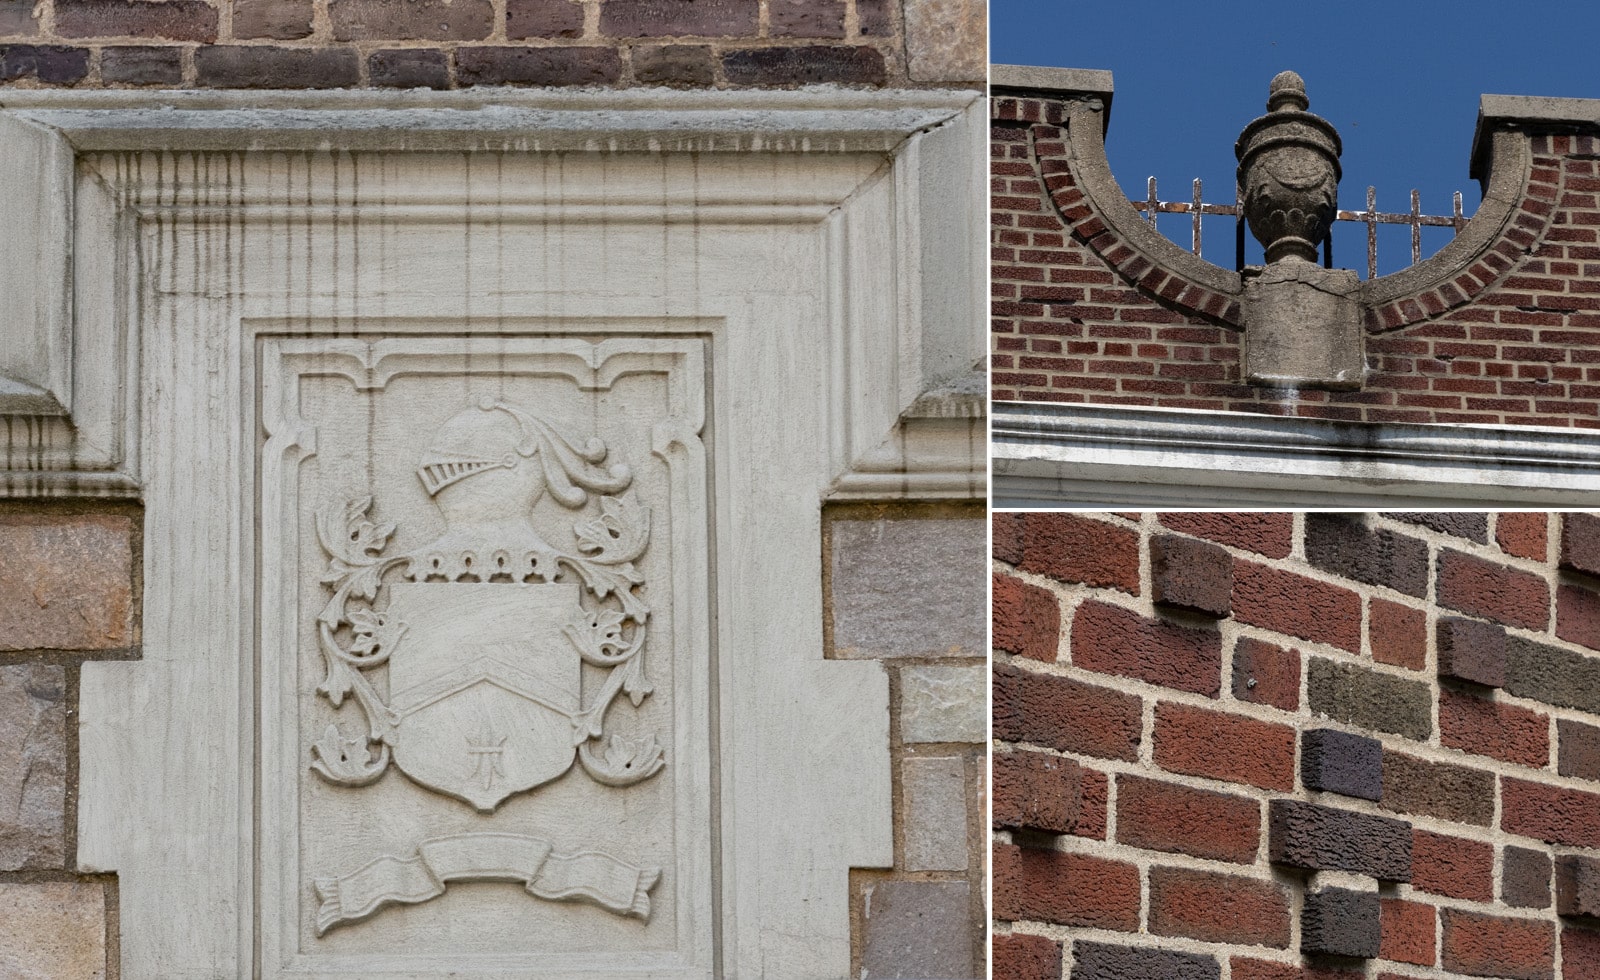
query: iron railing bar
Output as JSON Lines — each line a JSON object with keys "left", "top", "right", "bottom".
{"left": 1192, "top": 178, "right": 1203, "bottom": 257}
{"left": 1411, "top": 189, "right": 1422, "bottom": 267}
{"left": 1146, "top": 176, "right": 1159, "bottom": 229}
{"left": 1366, "top": 185, "right": 1378, "bottom": 281}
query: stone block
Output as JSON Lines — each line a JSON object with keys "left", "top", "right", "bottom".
{"left": 902, "top": 756, "right": 967, "bottom": 871}
{"left": 830, "top": 518, "right": 985, "bottom": 659}
{"left": 1301, "top": 887, "right": 1380, "bottom": 958}
{"left": 1268, "top": 799, "right": 1412, "bottom": 881}
{"left": 0, "top": 665, "right": 65, "bottom": 870}
{"left": 900, "top": 665, "right": 982, "bottom": 744}
{"left": 1240, "top": 263, "right": 1363, "bottom": 389}
{"left": 1150, "top": 533, "right": 1232, "bottom": 617}
{"left": 860, "top": 880, "right": 974, "bottom": 979}
{"left": 1438, "top": 615, "right": 1508, "bottom": 688}
{"left": 904, "top": 0, "right": 985, "bottom": 83}
{"left": 0, "top": 882, "right": 106, "bottom": 979}
{"left": 1301, "top": 728, "right": 1382, "bottom": 801}
{"left": 0, "top": 514, "right": 134, "bottom": 652}
{"left": 1557, "top": 855, "right": 1600, "bottom": 921}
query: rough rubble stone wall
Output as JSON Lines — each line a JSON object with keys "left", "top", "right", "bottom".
{"left": 828, "top": 503, "right": 987, "bottom": 980}
{"left": 994, "top": 510, "right": 1600, "bottom": 980}
{"left": 0, "top": 503, "right": 140, "bottom": 979}
{"left": 0, "top": 0, "right": 983, "bottom": 89}
{"left": 992, "top": 92, "right": 1600, "bottom": 429}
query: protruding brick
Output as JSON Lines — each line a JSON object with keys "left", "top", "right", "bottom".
{"left": 368, "top": 49, "right": 449, "bottom": 89}
{"left": 1231, "top": 636, "right": 1300, "bottom": 710}
{"left": 55, "top": 0, "right": 216, "bottom": 40}
{"left": 1020, "top": 513, "right": 1139, "bottom": 594}
{"left": 1506, "top": 634, "right": 1600, "bottom": 715}
{"left": 1559, "top": 718, "right": 1600, "bottom": 780}
{"left": 992, "top": 512, "right": 1023, "bottom": 564}
{"left": 1385, "top": 511, "right": 1488, "bottom": 542}
{"left": 992, "top": 663, "right": 1141, "bottom": 761}
{"left": 1382, "top": 750, "right": 1495, "bottom": 826}
{"left": 0, "top": 513, "right": 135, "bottom": 652}
{"left": 1306, "top": 513, "right": 1430, "bottom": 597}
{"left": 630, "top": 44, "right": 715, "bottom": 86}
{"left": 993, "top": 933, "right": 1060, "bottom": 980}
{"left": 1070, "top": 600, "right": 1221, "bottom": 695}
{"left": 196, "top": 45, "right": 359, "bottom": 88}
{"left": 1497, "top": 512, "right": 1549, "bottom": 561}
{"left": 1150, "top": 533, "right": 1231, "bottom": 617}
{"left": 1438, "top": 688, "right": 1548, "bottom": 767}
{"left": 1437, "top": 615, "right": 1507, "bottom": 687}
{"left": 1380, "top": 897, "right": 1436, "bottom": 966}
{"left": 992, "top": 844, "right": 1138, "bottom": 930}
{"left": 1502, "top": 778, "right": 1600, "bottom": 848}
{"left": 506, "top": 0, "right": 585, "bottom": 39}
{"left": 993, "top": 750, "right": 1079, "bottom": 834}
{"left": 1158, "top": 512, "right": 1292, "bottom": 558}
{"left": 1268, "top": 799, "right": 1412, "bottom": 881}
{"left": 1148, "top": 866, "right": 1289, "bottom": 949}
{"left": 99, "top": 44, "right": 181, "bottom": 85}
{"left": 1115, "top": 775, "right": 1259, "bottom": 864}
{"left": 1503, "top": 846, "right": 1552, "bottom": 909}
{"left": 992, "top": 572, "right": 1059, "bottom": 662}
{"left": 1440, "top": 908, "right": 1554, "bottom": 980}
{"left": 455, "top": 46, "right": 622, "bottom": 87}
{"left": 1561, "top": 512, "right": 1600, "bottom": 577}
{"left": 1368, "top": 598, "right": 1425, "bottom": 670}
{"left": 1301, "top": 887, "right": 1380, "bottom": 959}
{"left": 1070, "top": 941, "right": 1219, "bottom": 980}
{"left": 1556, "top": 855, "right": 1600, "bottom": 921}
{"left": 1154, "top": 703, "right": 1295, "bottom": 791}
{"left": 1411, "top": 829, "right": 1493, "bottom": 901}
{"left": 1437, "top": 548, "right": 1550, "bottom": 630}
{"left": 1307, "top": 658, "right": 1432, "bottom": 740}
{"left": 1557, "top": 582, "right": 1600, "bottom": 652}
{"left": 1301, "top": 728, "right": 1383, "bottom": 801}
{"left": 1233, "top": 561, "right": 1361, "bottom": 651}
{"left": 721, "top": 45, "right": 886, "bottom": 86}
{"left": 232, "top": 0, "right": 314, "bottom": 39}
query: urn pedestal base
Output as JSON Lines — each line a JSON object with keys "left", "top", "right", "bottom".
{"left": 1242, "top": 262, "right": 1364, "bottom": 390}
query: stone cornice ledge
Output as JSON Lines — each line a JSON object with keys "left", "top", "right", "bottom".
{"left": 993, "top": 401, "right": 1600, "bottom": 506}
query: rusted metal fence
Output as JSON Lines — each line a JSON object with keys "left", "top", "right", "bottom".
{"left": 1130, "top": 178, "right": 1469, "bottom": 279}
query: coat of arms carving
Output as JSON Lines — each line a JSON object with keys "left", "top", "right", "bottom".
{"left": 305, "top": 398, "right": 664, "bottom": 934}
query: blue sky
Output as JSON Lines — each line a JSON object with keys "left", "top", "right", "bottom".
{"left": 991, "top": 0, "right": 1600, "bottom": 275}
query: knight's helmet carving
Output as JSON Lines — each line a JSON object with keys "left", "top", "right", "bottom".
{"left": 416, "top": 398, "right": 632, "bottom": 528}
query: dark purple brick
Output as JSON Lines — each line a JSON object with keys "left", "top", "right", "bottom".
{"left": 195, "top": 45, "right": 358, "bottom": 88}
{"left": 99, "top": 45, "right": 181, "bottom": 85}
{"left": 55, "top": 0, "right": 216, "bottom": 40}
{"left": 1438, "top": 615, "right": 1508, "bottom": 688}
{"left": 769, "top": 0, "right": 845, "bottom": 38}
{"left": 1505, "top": 846, "right": 1552, "bottom": 909}
{"left": 1557, "top": 855, "right": 1600, "bottom": 921}
{"left": 1562, "top": 512, "right": 1600, "bottom": 577}
{"left": 1301, "top": 887, "right": 1381, "bottom": 958}
{"left": 506, "top": 0, "right": 584, "bottom": 39}
{"left": 1268, "top": 799, "right": 1412, "bottom": 882}
{"left": 1302, "top": 728, "right": 1383, "bottom": 802}
{"left": 330, "top": 0, "right": 493, "bottom": 40}
{"left": 1304, "top": 513, "right": 1430, "bottom": 597}
{"left": 601, "top": 0, "right": 758, "bottom": 37}
{"left": 368, "top": 48, "right": 449, "bottom": 89}
{"left": 455, "top": 46, "right": 622, "bottom": 86}
{"left": 1561, "top": 718, "right": 1600, "bottom": 781}
{"left": 721, "top": 45, "right": 885, "bottom": 86}
{"left": 232, "top": 0, "right": 313, "bottom": 39}
{"left": 1070, "top": 941, "right": 1218, "bottom": 980}
{"left": 1384, "top": 511, "right": 1489, "bottom": 542}
{"left": 0, "top": 45, "right": 88, "bottom": 83}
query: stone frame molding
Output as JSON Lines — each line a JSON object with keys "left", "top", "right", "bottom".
{"left": 0, "top": 86, "right": 986, "bottom": 979}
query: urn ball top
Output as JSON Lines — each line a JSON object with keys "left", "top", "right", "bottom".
{"left": 1267, "top": 70, "right": 1308, "bottom": 113}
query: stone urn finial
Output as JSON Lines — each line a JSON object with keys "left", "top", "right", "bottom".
{"left": 1236, "top": 70, "right": 1343, "bottom": 264}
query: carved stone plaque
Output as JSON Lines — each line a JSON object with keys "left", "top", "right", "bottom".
{"left": 258, "top": 335, "right": 711, "bottom": 974}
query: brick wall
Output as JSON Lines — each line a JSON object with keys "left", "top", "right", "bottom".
{"left": 0, "top": 0, "right": 982, "bottom": 89}
{"left": 994, "top": 510, "right": 1600, "bottom": 980}
{"left": 0, "top": 503, "right": 140, "bottom": 979}
{"left": 992, "top": 90, "right": 1600, "bottom": 429}
{"left": 828, "top": 503, "right": 987, "bottom": 979}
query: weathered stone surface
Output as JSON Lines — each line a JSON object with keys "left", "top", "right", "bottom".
{"left": 0, "top": 882, "right": 105, "bottom": 979}
{"left": 1301, "top": 887, "right": 1380, "bottom": 958}
{"left": 0, "top": 514, "right": 134, "bottom": 652}
{"left": 831, "top": 518, "right": 985, "bottom": 659}
{"left": 902, "top": 756, "right": 967, "bottom": 872}
{"left": 1301, "top": 728, "right": 1382, "bottom": 801}
{"left": 900, "top": 665, "right": 983, "bottom": 743}
{"left": 1268, "top": 799, "right": 1412, "bottom": 881}
{"left": 1307, "top": 657, "right": 1432, "bottom": 740}
{"left": 0, "top": 665, "right": 65, "bottom": 870}
{"left": 1241, "top": 263, "right": 1362, "bottom": 389}
{"left": 904, "top": 0, "right": 984, "bottom": 83}
{"left": 860, "top": 880, "right": 974, "bottom": 979}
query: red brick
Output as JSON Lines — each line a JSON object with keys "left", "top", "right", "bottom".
{"left": 1157, "top": 512, "right": 1292, "bottom": 557}
{"left": 1562, "top": 512, "right": 1600, "bottom": 576}
{"left": 1497, "top": 512, "right": 1549, "bottom": 560}
{"left": 1411, "top": 829, "right": 1494, "bottom": 901}
{"left": 1436, "top": 548, "right": 1550, "bottom": 630}
{"left": 993, "top": 663, "right": 1141, "bottom": 761}
{"left": 1232, "top": 560, "right": 1362, "bottom": 652}
{"left": 1440, "top": 908, "right": 1554, "bottom": 980}
{"left": 456, "top": 46, "right": 622, "bottom": 86}
{"left": 1070, "top": 600, "right": 1221, "bottom": 695}
{"left": 1231, "top": 636, "right": 1300, "bottom": 710}
{"left": 1153, "top": 703, "right": 1295, "bottom": 791}
{"left": 1231, "top": 960, "right": 1361, "bottom": 980}
{"left": 506, "top": 0, "right": 585, "bottom": 39}
{"left": 991, "top": 573, "right": 1059, "bottom": 663}
{"left": 55, "top": 0, "right": 216, "bottom": 40}
{"left": 991, "top": 844, "right": 1139, "bottom": 930}
{"left": 993, "top": 750, "right": 1079, "bottom": 834}
{"left": 1559, "top": 718, "right": 1600, "bottom": 780}
{"left": 1148, "top": 866, "right": 1289, "bottom": 948}
{"left": 992, "top": 933, "right": 1060, "bottom": 980}
{"left": 1020, "top": 513, "right": 1139, "bottom": 593}
{"left": 1071, "top": 769, "right": 1106, "bottom": 839}
{"left": 720, "top": 44, "right": 885, "bottom": 86}
{"left": 1557, "top": 582, "right": 1600, "bottom": 652}
{"left": 232, "top": 0, "right": 313, "bottom": 39}
{"left": 992, "top": 512, "right": 1023, "bottom": 564}
{"left": 0, "top": 514, "right": 135, "bottom": 652}
{"left": 1380, "top": 898, "right": 1436, "bottom": 966}
{"left": 1502, "top": 778, "right": 1600, "bottom": 847}
{"left": 1439, "top": 688, "right": 1550, "bottom": 767}
{"left": 1563, "top": 926, "right": 1600, "bottom": 979}
{"left": 602, "top": 0, "right": 758, "bottom": 36}
{"left": 768, "top": 0, "right": 844, "bottom": 37}
{"left": 1150, "top": 533, "right": 1232, "bottom": 617}
{"left": 1369, "top": 598, "right": 1426, "bottom": 670}
{"left": 1115, "top": 774, "right": 1259, "bottom": 864}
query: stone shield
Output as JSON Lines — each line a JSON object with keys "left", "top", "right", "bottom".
{"left": 384, "top": 581, "right": 583, "bottom": 811}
